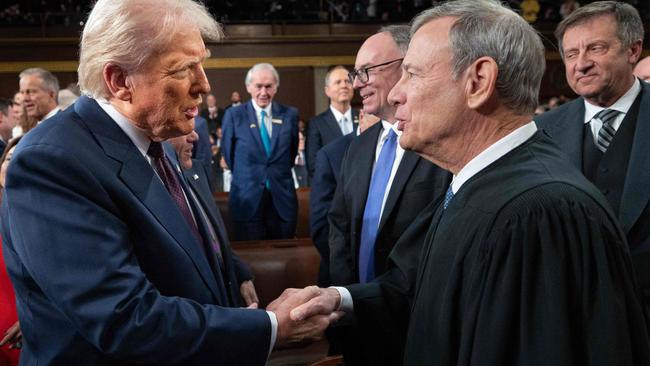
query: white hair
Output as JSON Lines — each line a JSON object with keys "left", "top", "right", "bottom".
{"left": 245, "top": 63, "right": 280, "bottom": 88}
{"left": 78, "top": 0, "right": 223, "bottom": 99}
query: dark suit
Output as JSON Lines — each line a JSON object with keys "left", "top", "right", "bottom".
{"left": 221, "top": 101, "right": 299, "bottom": 240}
{"left": 310, "top": 133, "right": 354, "bottom": 286}
{"left": 192, "top": 115, "right": 215, "bottom": 192}
{"left": 199, "top": 107, "right": 223, "bottom": 135}
{"left": 0, "top": 138, "right": 6, "bottom": 156}
{"left": 1, "top": 96, "right": 271, "bottom": 365}
{"left": 306, "top": 108, "right": 358, "bottom": 178}
{"left": 177, "top": 155, "right": 254, "bottom": 289}
{"left": 535, "top": 80, "right": 650, "bottom": 310}
{"left": 328, "top": 122, "right": 451, "bottom": 286}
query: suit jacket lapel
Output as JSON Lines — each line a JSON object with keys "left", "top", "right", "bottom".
{"left": 246, "top": 102, "right": 266, "bottom": 157}
{"left": 355, "top": 123, "right": 383, "bottom": 220}
{"left": 270, "top": 103, "right": 284, "bottom": 156}
{"left": 620, "top": 83, "right": 650, "bottom": 232}
{"left": 377, "top": 150, "right": 419, "bottom": 232}
{"left": 324, "top": 109, "right": 344, "bottom": 138}
{"left": 555, "top": 100, "right": 585, "bottom": 169}
{"left": 74, "top": 97, "right": 222, "bottom": 301}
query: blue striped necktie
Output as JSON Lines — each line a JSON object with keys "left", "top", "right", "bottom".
{"left": 358, "top": 129, "right": 397, "bottom": 283}
{"left": 443, "top": 185, "right": 454, "bottom": 209}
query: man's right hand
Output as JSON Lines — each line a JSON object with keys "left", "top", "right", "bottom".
{"left": 267, "top": 286, "right": 341, "bottom": 349}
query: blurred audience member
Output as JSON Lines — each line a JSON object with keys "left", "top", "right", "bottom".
{"left": 0, "top": 100, "right": 16, "bottom": 155}
{"left": 634, "top": 56, "right": 650, "bottom": 82}
{"left": 520, "top": 0, "right": 540, "bottom": 22}
{"left": 559, "top": 0, "right": 579, "bottom": 19}
{"left": 18, "top": 68, "right": 60, "bottom": 123}
{"left": 57, "top": 89, "right": 79, "bottom": 111}
{"left": 200, "top": 93, "right": 223, "bottom": 135}
{"left": 0, "top": 135, "right": 23, "bottom": 366}
{"left": 292, "top": 131, "right": 309, "bottom": 188}
{"left": 224, "top": 91, "right": 242, "bottom": 110}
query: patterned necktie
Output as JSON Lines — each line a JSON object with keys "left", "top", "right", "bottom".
{"left": 594, "top": 109, "right": 620, "bottom": 153}
{"left": 443, "top": 185, "right": 454, "bottom": 209}
{"left": 147, "top": 142, "right": 203, "bottom": 246}
{"left": 358, "top": 129, "right": 398, "bottom": 283}
{"left": 259, "top": 110, "right": 271, "bottom": 157}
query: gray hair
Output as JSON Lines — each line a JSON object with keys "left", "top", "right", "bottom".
{"left": 19, "top": 67, "right": 60, "bottom": 95}
{"left": 378, "top": 25, "right": 410, "bottom": 54}
{"left": 555, "top": 1, "right": 643, "bottom": 58}
{"left": 245, "top": 63, "right": 280, "bottom": 88}
{"left": 324, "top": 65, "right": 349, "bottom": 86}
{"left": 78, "top": 0, "right": 223, "bottom": 99}
{"left": 411, "top": 0, "right": 545, "bottom": 115}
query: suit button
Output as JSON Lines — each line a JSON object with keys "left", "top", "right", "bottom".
{"left": 600, "top": 167, "right": 609, "bottom": 173}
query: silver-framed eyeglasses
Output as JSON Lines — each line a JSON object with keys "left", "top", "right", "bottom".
{"left": 348, "top": 58, "right": 404, "bottom": 84}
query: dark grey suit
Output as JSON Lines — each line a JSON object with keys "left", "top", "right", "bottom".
{"left": 535, "top": 80, "right": 650, "bottom": 310}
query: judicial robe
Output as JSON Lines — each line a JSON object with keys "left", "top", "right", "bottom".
{"left": 352, "top": 131, "right": 650, "bottom": 365}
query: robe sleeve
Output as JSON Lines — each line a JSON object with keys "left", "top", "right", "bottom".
{"left": 462, "top": 184, "right": 650, "bottom": 366}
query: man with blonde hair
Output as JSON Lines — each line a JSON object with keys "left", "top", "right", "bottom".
{"left": 1, "top": 1, "right": 328, "bottom": 364}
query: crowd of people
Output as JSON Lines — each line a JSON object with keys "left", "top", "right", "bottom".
{"left": 2, "top": 0, "right": 647, "bottom": 25}
{"left": 2, "top": 0, "right": 650, "bottom": 365}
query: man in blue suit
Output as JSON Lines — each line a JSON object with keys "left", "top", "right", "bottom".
{"left": 0, "top": 1, "right": 328, "bottom": 364}
{"left": 222, "top": 63, "right": 299, "bottom": 240}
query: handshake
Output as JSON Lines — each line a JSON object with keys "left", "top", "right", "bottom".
{"left": 267, "top": 286, "right": 346, "bottom": 349}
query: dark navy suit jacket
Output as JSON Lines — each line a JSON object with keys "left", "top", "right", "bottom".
{"left": 221, "top": 101, "right": 299, "bottom": 222}
{"left": 1, "top": 96, "right": 271, "bottom": 365}
{"left": 310, "top": 133, "right": 354, "bottom": 286}
{"left": 192, "top": 115, "right": 216, "bottom": 191}
{"left": 306, "top": 107, "right": 358, "bottom": 178}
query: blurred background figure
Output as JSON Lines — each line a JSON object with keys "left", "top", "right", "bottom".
{"left": 634, "top": 56, "right": 650, "bottom": 82}
{"left": 224, "top": 90, "right": 242, "bottom": 111}
{"left": 57, "top": 88, "right": 79, "bottom": 111}
{"left": 199, "top": 93, "right": 223, "bottom": 136}
{"left": 0, "top": 135, "right": 23, "bottom": 366}
{"left": 0, "top": 100, "right": 16, "bottom": 155}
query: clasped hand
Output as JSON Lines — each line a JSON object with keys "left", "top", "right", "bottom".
{"left": 267, "top": 286, "right": 343, "bottom": 349}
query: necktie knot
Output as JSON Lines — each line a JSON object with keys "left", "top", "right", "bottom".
{"left": 147, "top": 141, "right": 164, "bottom": 159}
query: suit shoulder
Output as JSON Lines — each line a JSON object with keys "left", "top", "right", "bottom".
{"left": 534, "top": 99, "right": 581, "bottom": 130}
{"left": 322, "top": 134, "right": 353, "bottom": 156}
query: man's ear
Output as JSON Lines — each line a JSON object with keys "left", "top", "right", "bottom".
{"left": 465, "top": 56, "right": 498, "bottom": 110}
{"left": 103, "top": 63, "right": 131, "bottom": 101}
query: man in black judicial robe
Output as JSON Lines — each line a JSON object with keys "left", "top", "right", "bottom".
{"left": 273, "top": 1, "right": 650, "bottom": 365}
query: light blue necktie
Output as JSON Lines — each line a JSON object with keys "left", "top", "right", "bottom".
{"left": 260, "top": 110, "right": 271, "bottom": 189}
{"left": 259, "top": 110, "right": 271, "bottom": 157}
{"left": 358, "top": 129, "right": 397, "bottom": 283}
{"left": 443, "top": 185, "right": 454, "bottom": 209}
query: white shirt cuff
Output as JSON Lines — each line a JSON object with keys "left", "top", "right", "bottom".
{"left": 331, "top": 286, "right": 354, "bottom": 313}
{"left": 266, "top": 310, "right": 277, "bottom": 356}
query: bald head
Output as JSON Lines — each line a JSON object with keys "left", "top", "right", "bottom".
{"left": 352, "top": 31, "right": 404, "bottom": 121}
{"left": 634, "top": 56, "right": 650, "bottom": 82}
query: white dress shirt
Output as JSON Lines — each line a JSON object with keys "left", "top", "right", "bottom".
{"left": 251, "top": 101, "right": 273, "bottom": 138}
{"left": 330, "top": 105, "right": 353, "bottom": 135}
{"left": 583, "top": 78, "right": 640, "bottom": 145}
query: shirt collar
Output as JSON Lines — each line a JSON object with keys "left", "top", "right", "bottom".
{"left": 96, "top": 99, "right": 151, "bottom": 158}
{"left": 452, "top": 121, "right": 538, "bottom": 194}
{"left": 329, "top": 105, "right": 352, "bottom": 122}
{"left": 39, "top": 106, "right": 61, "bottom": 123}
{"left": 583, "top": 78, "right": 641, "bottom": 124}
{"left": 251, "top": 100, "right": 272, "bottom": 119}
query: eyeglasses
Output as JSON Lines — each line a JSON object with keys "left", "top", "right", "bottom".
{"left": 348, "top": 58, "right": 404, "bottom": 84}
